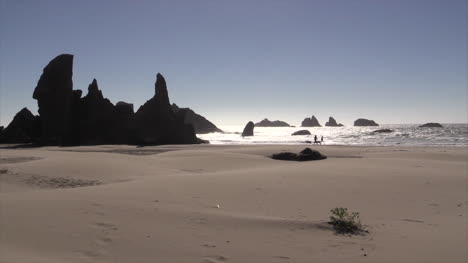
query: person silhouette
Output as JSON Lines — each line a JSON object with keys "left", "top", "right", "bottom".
{"left": 314, "top": 135, "right": 318, "bottom": 144}
{"left": 321, "top": 136, "right": 324, "bottom": 143}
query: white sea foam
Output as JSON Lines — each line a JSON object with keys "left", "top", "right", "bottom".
{"left": 198, "top": 124, "right": 468, "bottom": 146}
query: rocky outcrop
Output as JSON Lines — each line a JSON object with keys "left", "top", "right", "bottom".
{"left": 0, "top": 108, "right": 41, "bottom": 143}
{"left": 254, "top": 118, "right": 291, "bottom": 127}
{"left": 291, "top": 130, "right": 311, "bottom": 136}
{"left": 32, "top": 54, "right": 74, "bottom": 145}
{"left": 132, "top": 73, "right": 198, "bottom": 145}
{"left": 325, "top": 117, "right": 344, "bottom": 127}
{"left": 354, "top": 118, "right": 379, "bottom": 126}
{"left": 372, "top": 129, "right": 393, "bottom": 133}
{"left": 241, "top": 121, "right": 254, "bottom": 137}
{"left": 76, "top": 79, "right": 117, "bottom": 144}
{"left": 271, "top": 148, "right": 327, "bottom": 161}
{"left": 171, "top": 104, "right": 222, "bottom": 134}
{"left": 2, "top": 54, "right": 201, "bottom": 146}
{"left": 301, "top": 115, "right": 321, "bottom": 127}
{"left": 419, "top": 123, "right": 443, "bottom": 128}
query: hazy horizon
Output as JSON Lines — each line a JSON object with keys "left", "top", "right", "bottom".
{"left": 1, "top": 0, "right": 467, "bottom": 127}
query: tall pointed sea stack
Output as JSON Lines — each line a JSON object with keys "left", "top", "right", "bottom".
{"left": 33, "top": 54, "right": 74, "bottom": 145}
{"left": 133, "top": 73, "right": 197, "bottom": 144}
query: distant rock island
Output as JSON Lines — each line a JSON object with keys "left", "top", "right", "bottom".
{"left": 301, "top": 115, "right": 321, "bottom": 127}
{"left": 325, "top": 117, "right": 344, "bottom": 127}
{"left": 242, "top": 121, "right": 254, "bottom": 137}
{"left": 254, "top": 118, "right": 291, "bottom": 127}
{"left": 291, "top": 130, "right": 311, "bottom": 136}
{"left": 171, "top": 104, "right": 222, "bottom": 134}
{"left": 354, "top": 118, "right": 379, "bottom": 126}
{"left": 0, "top": 54, "right": 201, "bottom": 146}
{"left": 419, "top": 123, "right": 443, "bottom": 128}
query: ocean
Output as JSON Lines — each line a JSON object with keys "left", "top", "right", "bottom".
{"left": 198, "top": 124, "right": 468, "bottom": 147}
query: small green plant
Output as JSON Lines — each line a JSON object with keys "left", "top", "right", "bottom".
{"left": 329, "top": 207, "right": 364, "bottom": 234}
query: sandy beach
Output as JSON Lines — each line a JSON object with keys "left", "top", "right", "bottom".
{"left": 1, "top": 144, "right": 467, "bottom": 263}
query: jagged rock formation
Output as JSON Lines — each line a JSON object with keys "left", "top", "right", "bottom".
{"left": 419, "top": 123, "right": 443, "bottom": 128}
{"left": 271, "top": 148, "right": 327, "bottom": 161}
{"left": 291, "top": 130, "right": 311, "bottom": 136}
{"left": 372, "top": 129, "right": 393, "bottom": 133}
{"left": 301, "top": 116, "right": 321, "bottom": 127}
{"left": 325, "top": 117, "right": 344, "bottom": 127}
{"left": 254, "top": 118, "right": 291, "bottom": 127}
{"left": 171, "top": 104, "right": 222, "bottom": 134}
{"left": 132, "top": 73, "right": 198, "bottom": 145}
{"left": 33, "top": 54, "right": 74, "bottom": 145}
{"left": 354, "top": 118, "right": 379, "bottom": 126}
{"left": 0, "top": 108, "right": 41, "bottom": 143}
{"left": 241, "top": 121, "right": 254, "bottom": 137}
{"left": 2, "top": 54, "right": 200, "bottom": 146}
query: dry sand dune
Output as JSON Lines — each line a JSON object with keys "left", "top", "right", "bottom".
{"left": 1, "top": 145, "right": 467, "bottom": 263}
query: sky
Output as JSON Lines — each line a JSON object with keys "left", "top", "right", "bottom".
{"left": 0, "top": 0, "right": 466, "bottom": 127}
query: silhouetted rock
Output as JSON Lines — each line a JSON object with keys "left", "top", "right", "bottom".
{"left": 5, "top": 55, "right": 202, "bottom": 146}
{"left": 32, "top": 54, "right": 74, "bottom": 145}
{"left": 419, "top": 123, "right": 443, "bottom": 128}
{"left": 0, "top": 108, "right": 41, "bottom": 143}
{"left": 254, "top": 118, "right": 291, "bottom": 127}
{"left": 133, "top": 73, "right": 198, "bottom": 145}
{"left": 241, "top": 121, "right": 254, "bottom": 137}
{"left": 271, "top": 148, "right": 327, "bottom": 161}
{"left": 291, "top": 130, "right": 311, "bottom": 136}
{"left": 171, "top": 104, "right": 222, "bottom": 134}
{"left": 77, "top": 79, "right": 117, "bottom": 144}
{"left": 325, "top": 117, "right": 344, "bottom": 127}
{"left": 301, "top": 115, "right": 321, "bottom": 127}
{"left": 354, "top": 118, "right": 379, "bottom": 126}
{"left": 372, "top": 129, "right": 394, "bottom": 133}
{"left": 115, "top": 101, "right": 134, "bottom": 115}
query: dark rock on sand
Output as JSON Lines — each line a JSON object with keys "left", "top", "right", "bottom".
{"left": 301, "top": 115, "right": 321, "bottom": 127}
{"left": 325, "top": 117, "right": 344, "bottom": 127}
{"left": 171, "top": 104, "right": 222, "bottom": 134}
{"left": 133, "top": 73, "right": 198, "bottom": 145}
{"left": 241, "top": 121, "right": 254, "bottom": 137}
{"left": 271, "top": 148, "right": 327, "bottom": 161}
{"left": 0, "top": 108, "right": 41, "bottom": 143}
{"left": 254, "top": 118, "right": 291, "bottom": 127}
{"left": 419, "top": 123, "right": 443, "bottom": 128}
{"left": 5, "top": 54, "right": 201, "bottom": 146}
{"left": 291, "top": 130, "right": 311, "bottom": 136}
{"left": 354, "top": 118, "right": 379, "bottom": 126}
{"left": 372, "top": 129, "right": 394, "bottom": 133}
{"left": 32, "top": 54, "right": 74, "bottom": 145}
{"left": 75, "top": 79, "right": 117, "bottom": 144}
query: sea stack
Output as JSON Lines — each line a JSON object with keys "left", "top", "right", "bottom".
{"left": 301, "top": 115, "right": 321, "bottom": 127}
{"left": 78, "top": 79, "right": 116, "bottom": 144}
{"left": 419, "top": 123, "right": 443, "bottom": 128}
{"left": 133, "top": 73, "right": 198, "bottom": 145}
{"left": 291, "top": 130, "right": 311, "bottom": 136}
{"left": 171, "top": 104, "right": 223, "bottom": 134}
{"left": 241, "top": 121, "right": 254, "bottom": 137}
{"left": 32, "top": 54, "right": 74, "bottom": 145}
{"left": 354, "top": 118, "right": 379, "bottom": 126}
{"left": 0, "top": 107, "right": 41, "bottom": 143}
{"left": 254, "top": 118, "right": 291, "bottom": 127}
{"left": 325, "top": 117, "right": 344, "bottom": 127}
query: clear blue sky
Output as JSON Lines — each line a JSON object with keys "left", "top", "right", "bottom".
{"left": 0, "top": 0, "right": 466, "bottom": 126}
